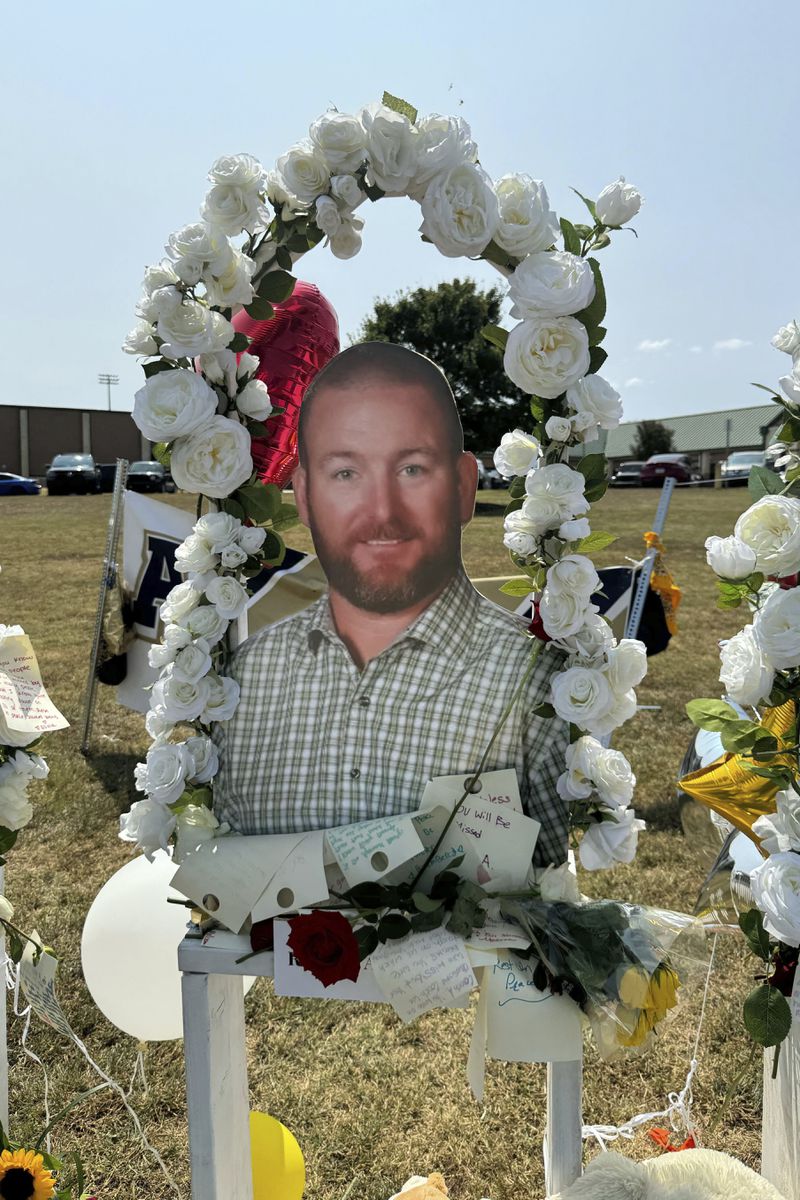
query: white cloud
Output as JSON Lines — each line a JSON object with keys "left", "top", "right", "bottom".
{"left": 690, "top": 345, "right": 703, "bottom": 354}
{"left": 637, "top": 338, "right": 672, "bottom": 352}
{"left": 713, "top": 338, "right": 752, "bottom": 351}
{"left": 624, "top": 377, "right": 645, "bottom": 387}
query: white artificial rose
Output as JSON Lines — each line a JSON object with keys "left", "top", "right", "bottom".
{"left": 753, "top": 588, "right": 800, "bottom": 670}
{"left": 539, "top": 589, "right": 596, "bottom": 639}
{"left": 119, "top": 798, "right": 176, "bottom": 859}
{"left": 145, "top": 705, "right": 174, "bottom": 741}
{"left": 493, "top": 429, "right": 541, "bottom": 478}
{"left": 408, "top": 114, "right": 478, "bottom": 200}
{"left": 556, "top": 735, "right": 598, "bottom": 800}
{"left": 171, "top": 639, "right": 213, "bottom": 685}
{"left": 751, "top": 852, "right": 800, "bottom": 946}
{"left": 236, "top": 378, "right": 272, "bottom": 422}
{"left": 545, "top": 415, "right": 572, "bottom": 442}
{"left": 566, "top": 375, "right": 623, "bottom": 430}
{"left": 779, "top": 368, "right": 800, "bottom": 406}
{"left": 509, "top": 251, "right": 595, "bottom": 320}
{"left": 157, "top": 301, "right": 234, "bottom": 360}
{"left": 201, "top": 673, "right": 240, "bottom": 723}
{"left": 122, "top": 320, "right": 158, "bottom": 356}
{"left": 199, "top": 349, "right": 238, "bottom": 398}
{"left": 236, "top": 352, "right": 259, "bottom": 382}
{"left": 553, "top": 611, "right": 614, "bottom": 663}
{"left": 203, "top": 246, "right": 256, "bottom": 308}
{"left": 141, "top": 261, "right": 180, "bottom": 297}
{"left": 570, "top": 411, "right": 600, "bottom": 443}
{"left": 9, "top": 750, "right": 49, "bottom": 780}
{"left": 275, "top": 139, "right": 330, "bottom": 206}
{"left": 604, "top": 639, "right": 648, "bottom": 693}
{"left": 359, "top": 103, "right": 419, "bottom": 195}
{"left": 315, "top": 195, "right": 342, "bottom": 238}
{"left": 537, "top": 862, "right": 581, "bottom": 903}
{"left": 0, "top": 894, "right": 13, "bottom": 922}
{"left": 174, "top": 533, "right": 220, "bottom": 577}
{"left": 772, "top": 319, "right": 800, "bottom": 360}
{"left": 545, "top": 554, "right": 600, "bottom": 597}
{"left": 208, "top": 153, "right": 265, "bottom": 190}
{"left": 170, "top": 415, "right": 253, "bottom": 498}
{"left": 525, "top": 463, "right": 589, "bottom": 521}
{"left": 137, "top": 742, "right": 193, "bottom": 805}
{"left": 735, "top": 495, "right": 800, "bottom": 577}
{"left": 493, "top": 175, "right": 560, "bottom": 259}
{"left": 330, "top": 174, "right": 365, "bottom": 211}
{"left": 329, "top": 215, "right": 364, "bottom": 260}
{"left": 502, "top": 509, "right": 539, "bottom": 557}
{"left": 133, "top": 370, "right": 218, "bottom": 444}
{"left": 419, "top": 163, "right": 498, "bottom": 258}
{"left": 753, "top": 791, "right": 800, "bottom": 855}
{"left": 704, "top": 534, "right": 758, "bottom": 580}
{"left": 579, "top": 808, "right": 645, "bottom": 870}
{"left": 590, "top": 747, "right": 636, "bottom": 809}
{"left": 195, "top": 511, "right": 242, "bottom": 551}
{"left": 718, "top": 625, "right": 774, "bottom": 705}
{"left": 504, "top": 316, "right": 591, "bottom": 399}
{"left": 184, "top": 735, "right": 219, "bottom": 785}
{"left": 182, "top": 605, "right": 228, "bottom": 645}
{"left": 0, "top": 763, "right": 33, "bottom": 831}
{"left": 588, "top": 688, "right": 638, "bottom": 739}
{"left": 517, "top": 494, "right": 567, "bottom": 537}
{"left": 265, "top": 168, "right": 301, "bottom": 220}
{"left": 595, "top": 177, "right": 642, "bottom": 226}
{"left": 204, "top": 576, "right": 249, "bottom": 620}
{"left": 309, "top": 110, "right": 366, "bottom": 174}
{"left": 237, "top": 525, "right": 266, "bottom": 555}
{"left": 165, "top": 222, "right": 229, "bottom": 285}
{"left": 173, "top": 804, "right": 227, "bottom": 863}
{"left": 220, "top": 543, "right": 248, "bottom": 570}
{"left": 558, "top": 517, "right": 591, "bottom": 543}
{"left": 202, "top": 157, "right": 267, "bottom": 233}
{"left": 151, "top": 670, "right": 211, "bottom": 723}
{"left": 160, "top": 581, "right": 201, "bottom": 624}
{"left": 551, "top": 666, "right": 614, "bottom": 729}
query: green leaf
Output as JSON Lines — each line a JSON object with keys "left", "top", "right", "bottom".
{"left": 481, "top": 324, "right": 509, "bottom": 352}
{"left": 355, "top": 925, "right": 379, "bottom": 960}
{"left": 743, "top": 982, "right": 792, "bottom": 1047}
{"left": 719, "top": 721, "right": 772, "bottom": 755}
{"left": 410, "top": 907, "right": 447, "bottom": 933}
{"left": 7, "top": 930, "right": 23, "bottom": 963}
{"left": 480, "top": 239, "right": 517, "bottom": 272}
{"left": 261, "top": 529, "right": 286, "bottom": 566}
{"left": 588, "top": 345, "right": 608, "bottom": 376}
{"left": 381, "top": 90, "right": 418, "bottom": 124}
{"left": 411, "top": 892, "right": 445, "bottom": 913}
{"left": 0, "top": 828, "right": 18, "bottom": 858}
{"left": 378, "top": 913, "right": 412, "bottom": 941}
{"left": 228, "top": 332, "right": 251, "bottom": 354}
{"left": 257, "top": 271, "right": 296, "bottom": 305}
{"left": 271, "top": 502, "right": 300, "bottom": 532}
{"left": 576, "top": 530, "right": 618, "bottom": 553}
{"left": 244, "top": 296, "right": 276, "bottom": 322}
{"left": 221, "top": 497, "right": 246, "bottom": 521}
{"left": 577, "top": 453, "right": 609, "bottom": 501}
{"left": 233, "top": 481, "right": 282, "bottom": 524}
{"left": 778, "top": 416, "right": 800, "bottom": 443}
{"left": 577, "top": 258, "right": 607, "bottom": 329}
{"left": 509, "top": 475, "right": 526, "bottom": 499}
{"left": 588, "top": 325, "right": 607, "bottom": 346}
{"left": 275, "top": 246, "right": 293, "bottom": 271}
{"left": 363, "top": 180, "right": 386, "bottom": 203}
{"left": 748, "top": 465, "right": 784, "bottom": 500}
{"left": 500, "top": 578, "right": 535, "bottom": 596}
{"left": 571, "top": 188, "right": 597, "bottom": 221}
{"left": 560, "top": 217, "right": 581, "bottom": 255}
{"left": 143, "top": 359, "right": 178, "bottom": 379}
{"left": 533, "top": 702, "right": 555, "bottom": 718}
{"left": 347, "top": 882, "right": 390, "bottom": 908}
{"left": 685, "top": 698, "right": 744, "bottom": 732}
{"left": 151, "top": 441, "right": 171, "bottom": 469}
{"left": 569, "top": 723, "right": 583, "bottom": 743}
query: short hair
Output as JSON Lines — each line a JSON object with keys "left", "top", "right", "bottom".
{"left": 298, "top": 342, "right": 464, "bottom": 463}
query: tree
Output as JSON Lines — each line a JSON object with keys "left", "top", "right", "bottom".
{"left": 354, "top": 278, "right": 530, "bottom": 452}
{"left": 631, "top": 420, "right": 675, "bottom": 459}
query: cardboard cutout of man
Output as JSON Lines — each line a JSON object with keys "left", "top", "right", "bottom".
{"left": 213, "top": 343, "right": 569, "bottom": 866}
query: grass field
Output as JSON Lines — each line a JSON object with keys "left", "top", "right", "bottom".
{"left": 0, "top": 484, "right": 764, "bottom": 1199}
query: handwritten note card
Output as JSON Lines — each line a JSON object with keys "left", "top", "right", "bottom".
{"left": 250, "top": 830, "right": 329, "bottom": 923}
{"left": 19, "top": 942, "right": 74, "bottom": 1039}
{"left": 272, "top": 917, "right": 385, "bottom": 1002}
{"left": 369, "top": 926, "right": 476, "bottom": 1023}
{"left": 484, "top": 953, "right": 582, "bottom": 1063}
{"left": 420, "top": 769, "right": 522, "bottom": 814}
{"left": 325, "top": 813, "right": 423, "bottom": 887}
{"left": 0, "top": 633, "right": 68, "bottom": 745}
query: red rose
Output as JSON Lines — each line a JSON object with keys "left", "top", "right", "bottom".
{"left": 250, "top": 918, "right": 274, "bottom": 954}
{"left": 286, "top": 910, "right": 361, "bottom": 987}
{"left": 528, "top": 599, "right": 552, "bottom": 644}
{"left": 776, "top": 573, "right": 799, "bottom": 590}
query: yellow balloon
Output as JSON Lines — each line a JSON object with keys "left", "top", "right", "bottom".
{"left": 250, "top": 1111, "right": 305, "bottom": 1200}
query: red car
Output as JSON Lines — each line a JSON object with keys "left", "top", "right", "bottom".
{"left": 640, "top": 453, "right": 696, "bottom": 486}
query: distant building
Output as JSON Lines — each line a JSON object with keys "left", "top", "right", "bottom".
{"left": 0, "top": 404, "right": 147, "bottom": 477}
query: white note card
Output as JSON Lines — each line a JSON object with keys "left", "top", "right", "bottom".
{"left": 420, "top": 769, "right": 522, "bottom": 813}
{"left": 0, "top": 633, "right": 69, "bottom": 744}
{"left": 417, "top": 783, "right": 539, "bottom": 891}
{"left": 250, "top": 830, "right": 329, "bottom": 923}
{"left": 370, "top": 926, "right": 476, "bottom": 1023}
{"left": 325, "top": 813, "right": 423, "bottom": 887}
{"left": 272, "top": 917, "right": 385, "bottom": 1002}
{"left": 19, "top": 939, "right": 73, "bottom": 1040}
{"left": 484, "top": 953, "right": 583, "bottom": 1063}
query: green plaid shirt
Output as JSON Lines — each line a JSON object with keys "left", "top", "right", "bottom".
{"left": 213, "top": 571, "right": 569, "bottom": 866}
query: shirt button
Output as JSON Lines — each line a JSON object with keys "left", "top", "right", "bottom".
{"left": 350, "top": 767, "right": 361, "bottom": 779}
{"left": 358, "top": 696, "right": 371, "bottom": 707}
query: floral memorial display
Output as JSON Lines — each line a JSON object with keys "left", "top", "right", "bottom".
{"left": 684, "top": 318, "right": 800, "bottom": 1065}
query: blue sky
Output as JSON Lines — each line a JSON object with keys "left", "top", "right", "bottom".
{"left": 3, "top": 0, "right": 798, "bottom": 424}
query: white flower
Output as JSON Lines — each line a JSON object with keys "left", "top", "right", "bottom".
{"left": 604, "top": 639, "right": 648, "bottom": 693}
{"left": 160, "top": 581, "right": 201, "bottom": 625}
{"left": 779, "top": 368, "right": 800, "bottom": 405}
{"left": 753, "top": 587, "right": 800, "bottom": 670}
{"left": 199, "top": 349, "right": 238, "bottom": 397}
{"left": 165, "top": 222, "right": 229, "bottom": 285}
{"left": 315, "top": 195, "right": 342, "bottom": 238}
{"left": 236, "top": 378, "right": 272, "bottom": 422}
{"left": 539, "top": 589, "right": 596, "bottom": 639}
{"left": 493, "top": 175, "right": 560, "bottom": 259}
{"left": 204, "top": 576, "right": 249, "bottom": 620}
{"left": 537, "top": 862, "right": 581, "bottom": 902}
{"left": 181, "top": 605, "right": 228, "bottom": 645}
{"left": 119, "top": 798, "right": 176, "bottom": 859}
{"left": 553, "top": 611, "right": 613, "bottom": 663}
{"left": 265, "top": 168, "right": 301, "bottom": 220}
{"left": 525, "top": 463, "right": 589, "bottom": 521}
{"left": 502, "top": 509, "right": 539, "bottom": 557}
{"left": 517, "top": 495, "right": 567, "bottom": 537}
{"left": 185, "top": 735, "right": 219, "bottom": 785}
{"left": 493, "top": 429, "right": 541, "bottom": 478}
{"left": 329, "top": 215, "right": 364, "bottom": 260}
{"left": 173, "top": 804, "right": 227, "bottom": 862}
{"left": 171, "top": 639, "right": 213, "bottom": 685}
{"left": 359, "top": 102, "right": 418, "bottom": 195}
{"left": 751, "top": 852, "right": 800, "bottom": 946}
{"left": 566, "top": 375, "right": 622, "bottom": 430}
{"left": 735, "top": 495, "right": 800, "bottom": 578}
{"left": 504, "top": 316, "right": 590, "bottom": 399}
{"left": 718, "top": 624, "right": 774, "bottom": 705}
{"left": 557, "top": 736, "right": 601, "bottom": 800}
{"left": 772, "top": 319, "right": 800, "bottom": 361}
{"left": 151, "top": 670, "right": 211, "bottom": 723}
{"left": 0, "top": 762, "right": 33, "bottom": 830}
{"left": 140, "top": 261, "right": 180, "bottom": 298}
{"left": 419, "top": 163, "right": 498, "bottom": 258}
{"left": 237, "top": 525, "right": 266, "bottom": 555}
{"left": 208, "top": 153, "right": 265, "bottom": 191}
{"left": 9, "top": 750, "right": 49, "bottom": 780}
{"left": 595, "top": 177, "right": 642, "bottom": 226}
{"left": 558, "top": 516, "right": 591, "bottom": 543}
{"left": 157, "top": 301, "right": 234, "bottom": 360}
{"left": 309, "top": 110, "right": 366, "bottom": 174}
{"left": 408, "top": 114, "right": 478, "bottom": 200}
{"left": 570, "top": 411, "right": 599, "bottom": 443}
{"left": 590, "top": 747, "right": 636, "bottom": 809}
{"left": 132, "top": 370, "right": 218, "bottom": 444}
{"left": 236, "top": 352, "right": 259, "bottom": 382}
{"left": 545, "top": 554, "right": 599, "bottom": 597}
{"left": 753, "top": 791, "right": 800, "bottom": 855}
{"left": 203, "top": 246, "right": 256, "bottom": 309}
{"left": 579, "top": 808, "right": 644, "bottom": 870}
{"left": 0, "top": 894, "right": 13, "bottom": 922}
{"left": 136, "top": 741, "right": 193, "bottom": 805}
{"left": 170, "top": 415, "right": 253, "bottom": 498}
{"left": 330, "top": 174, "right": 365, "bottom": 211}
{"left": 175, "top": 534, "right": 219, "bottom": 577}
{"left": 202, "top": 154, "right": 267, "bottom": 234}
{"left": 145, "top": 706, "right": 174, "bottom": 741}
{"left": 122, "top": 320, "right": 158, "bottom": 356}
{"left": 220, "top": 543, "right": 248, "bottom": 570}
{"left": 201, "top": 673, "right": 240, "bottom": 723}
{"left": 545, "top": 415, "right": 572, "bottom": 442}
{"left": 274, "top": 139, "right": 330, "bottom": 206}
{"left": 587, "top": 688, "right": 638, "bottom": 738}
{"left": 551, "top": 666, "right": 615, "bottom": 729}
{"left": 195, "top": 511, "right": 242, "bottom": 551}
{"left": 509, "top": 251, "right": 595, "bottom": 319}
{"left": 704, "top": 534, "right": 758, "bottom": 580}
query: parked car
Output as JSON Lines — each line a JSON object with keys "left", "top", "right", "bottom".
{"left": 640, "top": 453, "right": 697, "bottom": 486}
{"left": 0, "top": 471, "right": 41, "bottom": 496}
{"left": 97, "top": 462, "right": 118, "bottom": 492}
{"left": 611, "top": 460, "right": 645, "bottom": 487}
{"left": 46, "top": 453, "right": 101, "bottom": 495}
{"left": 126, "top": 461, "right": 168, "bottom": 493}
{"left": 720, "top": 450, "right": 768, "bottom": 486}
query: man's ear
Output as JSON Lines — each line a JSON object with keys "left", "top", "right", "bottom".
{"left": 457, "top": 452, "right": 479, "bottom": 525}
{"left": 293, "top": 466, "right": 311, "bottom": 528}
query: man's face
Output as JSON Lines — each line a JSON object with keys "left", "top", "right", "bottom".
{"left": 294, "top": 377, "right": 477, "bottom": 613}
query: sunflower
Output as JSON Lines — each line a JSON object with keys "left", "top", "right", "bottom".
{"left": 0, "top": 1148, "right": 56, "bottom": 1200}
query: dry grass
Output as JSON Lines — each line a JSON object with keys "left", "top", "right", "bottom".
{"left": 0, "top": 485, "right": 764, "bottom": 1199}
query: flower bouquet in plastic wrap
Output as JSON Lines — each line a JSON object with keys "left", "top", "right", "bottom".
{"left": 500, "top": 897, "right": 708, "bottom": 1058}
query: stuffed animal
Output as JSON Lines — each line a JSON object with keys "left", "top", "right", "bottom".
{"left": 553, "top": 1148, "right": 786, "bottom": 1200}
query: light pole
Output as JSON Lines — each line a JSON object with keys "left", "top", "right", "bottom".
{"left": 98, "top": 372, "right": 119, "bottom": 412}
